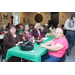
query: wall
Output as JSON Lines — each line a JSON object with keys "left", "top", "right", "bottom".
{"left": 0, "top": 12, "right": 28, "bottom": 29}
{"left": 20, "top": 12, "right": 28, "bottom": 24}
{"left": 0, "top": 12, "right": 13, "bottom": 29}
{"left": 0, "top": 12, "right": 75, "bottom": 28}
{"left": 27, "top": 12, "right": 51, "bottom": 25}
{"left": 59, "top": 12, "right": 75, "bottom": 25}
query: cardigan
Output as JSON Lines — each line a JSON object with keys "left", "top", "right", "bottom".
{"left": 32, "top": 28, "right": 45, "bottom": 38}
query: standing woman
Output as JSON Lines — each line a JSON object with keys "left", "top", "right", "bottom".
{"left": 64, "top": 13, "right": 75, "bottom": 55}
{"left": 3, "top": 25, "right": 25, "bottom": 62}
{"left": 32, "top": 23, "right": 47, "bottom": 39}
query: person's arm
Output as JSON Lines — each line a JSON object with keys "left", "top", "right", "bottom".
{"left": 41, "top": 43, "right": 64, "bottom": 51}
{"left": 32, "top": 29, "right": 38, "bottom": 37}
{"left": 3, "top": 34, "right": 16, "bottom": 48}
{"left": 43, "top": 40, "right": 53, "bottom": 45}
{"left": 40, "top": 40, "right": 53, "bottom": 49}
{"left": 18, "top": 33, "right": 25, "bottom": 42}
{"left": 64, "top": 19, "right": 68, "bottom": 29}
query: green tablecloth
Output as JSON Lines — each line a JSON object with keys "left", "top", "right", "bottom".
{"left": 19, "top": 31, "right": 23, "bottom": 33}
{"left": 30, "top": 29, "right": 33, "bottom": 32}
{"left": 6, "top": 36, "right": 55, "bottom": 62}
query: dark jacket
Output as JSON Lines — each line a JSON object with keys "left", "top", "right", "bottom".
{"left": 0, "top": 28, "right": 9, "bottom": 33}
{"left": 3, "top": 32, "right": 24, "bottom": 56}
{"left": 43, "top": 27, "right": 50, "bottom": 34}
{"left": 32, "top": 28, "right": 45, "bottom": 38}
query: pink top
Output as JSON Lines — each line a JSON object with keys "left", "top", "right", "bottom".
{"left": 48, "top": 37, "right": 68, "bottom": 58}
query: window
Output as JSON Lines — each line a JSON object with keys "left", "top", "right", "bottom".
{"left": 13, "top": 12, "right": 20, "bottom": 25}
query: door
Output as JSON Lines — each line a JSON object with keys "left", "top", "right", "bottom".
{"left": 51, "top": 12, "right": 59, "bottom": 28}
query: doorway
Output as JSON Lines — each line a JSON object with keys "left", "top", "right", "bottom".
{"left": 51, "top": 12, "right": 59, "bottom": 28}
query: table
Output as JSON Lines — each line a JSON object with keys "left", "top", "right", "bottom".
{"left": 19, "top": 31, "right": 23, "bottom": 33}
{"left": 6, "top": 36, "right": 55, "bottom": 62}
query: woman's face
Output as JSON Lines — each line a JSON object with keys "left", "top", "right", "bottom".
{"left": 55, "top": 30, "right": 62, "bottom": 39}
{"left": 36, "top": 24, "right": 40, "bottom": 30}
{"left": 10, "top": 27, "right": 16, "bottom": 34}
{"left": 25, "top": 25, "right": 29, "bottom": 31}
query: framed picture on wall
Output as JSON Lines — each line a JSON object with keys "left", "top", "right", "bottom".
{"left": 3, "top": 14, "right": 8, "bottom": 20}
{"left": 0, "top": 12, "right": 2, "bottom": 22}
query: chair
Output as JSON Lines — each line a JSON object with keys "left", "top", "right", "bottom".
{"left": 0, "top": 44, "right": 6, "bottom": 62}
{"left": 59, "top": 49, "right": 68, "bottom": 62}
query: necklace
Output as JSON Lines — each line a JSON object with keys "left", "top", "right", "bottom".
{"left": 51, "top": 38, "right": 61, "bottom": 46}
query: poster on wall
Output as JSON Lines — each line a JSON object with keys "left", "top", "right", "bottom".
{"left": 3, "top": 14, "right": 8, "bottom": 20}
{"left": 46, "top": 15, "right": 49, "bottom": 18}
{"left": 0, "top": 12, "right": 2, "bottom": 22}
{"left": 61, "top": 15, "right": 65, "bottom": 18}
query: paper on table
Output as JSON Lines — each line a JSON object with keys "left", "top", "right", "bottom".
{"left": 43, "top": 37, "right": 48, "bottom": 40}
{"left": 31, "top": 50, "right": 34, "bottom": 52}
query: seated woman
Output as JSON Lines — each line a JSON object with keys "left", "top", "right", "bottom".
{"left": 3, "top": 25, "right": 25, "bottom": 62}
{"left": 40, "top": 28, "right": 68, "bottom": 62}
{"left": 32, "top": 23, "right": 47, "bottom": 39}
{"left": 22, "top": 24, "right": 35, "bottom": 43}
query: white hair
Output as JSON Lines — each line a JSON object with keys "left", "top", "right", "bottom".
{"left": 55, "top": 28, "right": 64, "bottom": 36}
{"left": 34, "top": 23, "right": 41, "bottom": 29}
{"left": 3, "top": 24, "right": 6, "bottom": 27}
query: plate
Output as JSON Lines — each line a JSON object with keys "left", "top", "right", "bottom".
{"left": 43, "top": 37, "right": 48, "bottom": 40}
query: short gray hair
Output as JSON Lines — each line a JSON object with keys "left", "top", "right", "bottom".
{"left": 34, "top": 23, "right": 41, "bottom": 29}
{"left": 3, "top": 24, "right": 6, "bottom": 27}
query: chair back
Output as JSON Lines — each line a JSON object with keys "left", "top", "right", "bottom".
{"left": 59, "top": 49, "right": 68, "bottom": 62}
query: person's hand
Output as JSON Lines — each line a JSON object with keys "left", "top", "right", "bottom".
{"left": 45, "top": 34, "right": 47, "bottom": 37}
{"left": 22, "top": 37, "right": 26, "bottom": 41}
{"left": 16, "top": 41, "right": 23, "bottom": 46}
{"left": 33, "top": 39, "right": 35, "bottom": 44}
{"left": 40, "top": 44, "right": 46, "bottom": 47}
{"left": 18, "top": 41, "right": 23, "bottom": 44}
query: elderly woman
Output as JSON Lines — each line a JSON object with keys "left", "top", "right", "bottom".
{"left": 22, "top": 24, "right": 34, "bottom": 42}
{"left": 40, "top": 28, "right": 68, "bottom": 62}
{"left": 3, "top": 25, "right": 25, "bottom": 62}
{"left": 32, "top": 23, "right": 47, "bottom": 39}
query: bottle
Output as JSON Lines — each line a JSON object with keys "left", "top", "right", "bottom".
{"left": 50, "top": 31, "right": 53, "bottom": 37}
{"left": 37, "top": 37, "right": 40, "bottom": 45}
{"left": 32, "top": 37, "right": 35, "bottom": 44}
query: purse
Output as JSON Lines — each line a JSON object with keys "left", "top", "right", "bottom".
{"left": 18, "top": 41, "right": 34, "bottom": 51}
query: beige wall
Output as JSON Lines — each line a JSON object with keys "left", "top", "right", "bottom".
{"left": 59, "top": 12, "right": 75, "bottom": 25}
{"left": 20, "top": 12, "right": 28, "bottom": 24}
{"left": 0, "top": 12, "right": 75, "bottom": 28}
{"left": 0, "top": 12, "right": 13, "bottom": 28}
{"left": 0, "top": 12, "right": 28, "bottom": 29}
{"left": 27, "top": 12, "right": 51, "bottom": 25}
